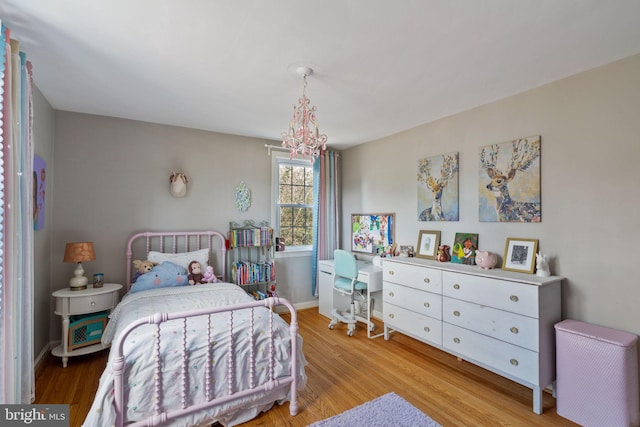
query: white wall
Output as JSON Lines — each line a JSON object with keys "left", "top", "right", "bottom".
{"left": 342, "top": 53, "right": 640, "bottom": 336}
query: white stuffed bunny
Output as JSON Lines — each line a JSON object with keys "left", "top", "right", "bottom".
{"left": 202, "top": 265, "right": 217, "bottom": 283}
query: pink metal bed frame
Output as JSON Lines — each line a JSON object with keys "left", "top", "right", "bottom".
{"left": 111, "top": 230, "right": 299, "bottom": 426}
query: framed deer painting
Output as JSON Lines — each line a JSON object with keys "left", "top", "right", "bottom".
{"left": 418, "top": 152, "right": 459, "bottom": 221}
{"left": 479, "top": 136, "right": 541, "bottom": 222}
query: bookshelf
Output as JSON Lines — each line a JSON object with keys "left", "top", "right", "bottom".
{"left": 227, "top": 220, "right": 276, "bottom": 300}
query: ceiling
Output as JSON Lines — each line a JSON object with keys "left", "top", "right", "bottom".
{"left": 2, "top": 1, "right": 640, "bottom": 149}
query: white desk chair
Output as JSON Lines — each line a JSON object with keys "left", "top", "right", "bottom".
{"left": 328, "top": 249, "right": 375, "bottom": 336}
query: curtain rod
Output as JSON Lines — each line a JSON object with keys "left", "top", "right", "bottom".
{"left": 264, "top": 143, "right": 340, "bottom": 157}
{"left": 264, "top": 144, "right": 290, "bottom": 156}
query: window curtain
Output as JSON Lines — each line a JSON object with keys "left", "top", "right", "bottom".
{"left": 311, "top": 151, "right": 340, "bottom": 296}
{"left": 0, "top": 24, "right": 35, "bottom": 404}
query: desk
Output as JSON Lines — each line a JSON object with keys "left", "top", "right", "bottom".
{"left": 317, "top": 259, "right": 383, "bottom": 337}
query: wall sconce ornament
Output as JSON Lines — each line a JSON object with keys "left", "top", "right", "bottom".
{"left": 169, "top": 170, "right": 188, "bottom": 198}
{"left": 235, "top": 181, "right": 251, "bottom": 212}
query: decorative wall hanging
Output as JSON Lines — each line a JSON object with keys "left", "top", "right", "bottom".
{"left": 235, "top": 181, "right": 251, "bottom": 212}
{"left": 169, "top": 170, "right": 188, "bottom": 198}
{"left": 417, "top": 152, "right": 459, "bottom": 221}
{"left": 451, "top": 232, "right": 478, "bottom": 265}
{"left": 479, "top": 136, "right": 541, "bottom": 222}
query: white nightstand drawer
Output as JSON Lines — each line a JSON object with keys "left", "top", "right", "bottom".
{"left": 383, "top": 301, "right": 442, "bottom": 346}
{"left": 443, "top": 271, "right": 538, "bottom": 317}
{"left": 443, "top": 296, "right": 539, "bottom": 351}
{"left": 443, "top": 323, "right": 539, "bottom": 384}
{"left": 383, "top": 261, "right": 442, "bottom": 294}
{"left": 384, "top": 281, "right": 442, "bottom": 320}
{"left": 68, "top": 291, "right": 114, "bottom": 314}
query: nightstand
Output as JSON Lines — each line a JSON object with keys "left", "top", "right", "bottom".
{"left": 51, "top": 283, "right": 122, "bottom": 367}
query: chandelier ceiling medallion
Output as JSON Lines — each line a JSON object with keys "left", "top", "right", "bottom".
{"left": 281, "top": 66, "right": 327, "bottom": 163}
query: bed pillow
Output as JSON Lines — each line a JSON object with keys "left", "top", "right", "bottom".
{"left": 130, "top": 261, "right": 189, "bottom": 293}
{"left": 147, "top": 247, "right": 210, "bottom": 271}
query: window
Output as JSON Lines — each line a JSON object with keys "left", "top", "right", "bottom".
{"left": 274, "top": 157, "right": 314, "bottom": 249}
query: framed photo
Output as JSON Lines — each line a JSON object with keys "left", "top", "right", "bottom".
{"left": 399, "top": 245, "right": 415, "bottom": 257}
{"left": 451, "top": 232, "right": 478, "bottom": 265}
{"left": 503, "top": 238, "right": 539, "bottom": 273}
{"left": 416, "top": 230, "right": 440, "bottom": 259}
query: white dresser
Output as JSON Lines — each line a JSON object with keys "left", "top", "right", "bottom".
{"left": 383, "top": 257, "right": 562, "bottom": 414}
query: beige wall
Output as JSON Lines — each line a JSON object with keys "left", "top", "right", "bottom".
{"left": 342, "top": 53, "right": 640, "bottom": 336}
{"left": 48, "top": 113, "right": 315, "bottom": 349}
{"left": 32, "top": 85, "right": 55, "bottom": 363}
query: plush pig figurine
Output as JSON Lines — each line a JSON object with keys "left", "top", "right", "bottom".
{"left": 475, "top": 251, "right": 498, "bottom": 269}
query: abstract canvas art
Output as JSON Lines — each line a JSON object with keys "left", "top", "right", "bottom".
{"left": 33, "top": 155, "right": 46, "bottom": 230}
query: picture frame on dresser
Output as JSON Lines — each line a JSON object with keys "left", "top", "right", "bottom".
{"left": 416, "top": 230, "right": 440, "bottom": 259}
{"left": 503, "top": 237, "right": 538, "bottom": 273}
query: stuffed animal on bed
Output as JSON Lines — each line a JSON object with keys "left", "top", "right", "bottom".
{"left": 188, "top": 260, "right": 206, "bottom": 285}
{"left": 202, "top": 265, "right": 218, "bottom": 283}
{"left": 132, "top": 260, "right": 157, "bottom": 283}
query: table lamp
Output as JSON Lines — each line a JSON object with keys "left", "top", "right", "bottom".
{"left": 63, "top": 242, "right": 96, "bottom": 291}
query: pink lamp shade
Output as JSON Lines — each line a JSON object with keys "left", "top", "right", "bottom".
{"left": 63, "top": 242, "right": 96, "bottom": 290}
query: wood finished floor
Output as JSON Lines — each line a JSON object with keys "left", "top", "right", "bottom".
{"left": 35, "top": 308, "right": 578, "bottom": 426}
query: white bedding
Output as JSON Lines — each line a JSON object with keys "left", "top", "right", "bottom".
{"left": 83, "top": 283, "right": 307, "bottom": 427}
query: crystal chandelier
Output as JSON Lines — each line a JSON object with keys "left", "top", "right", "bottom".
{"left": 281, "top": 66, "right": 327, "bottom": 163}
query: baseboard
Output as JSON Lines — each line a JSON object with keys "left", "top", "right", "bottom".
{"left": 34, "top": 343, "right": 53, "bottom": 374}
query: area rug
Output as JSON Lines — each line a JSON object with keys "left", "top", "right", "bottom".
{"left": 307, "top": 392, "right": 442, "bottom": 427}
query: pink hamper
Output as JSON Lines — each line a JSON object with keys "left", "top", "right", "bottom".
{"left": 555, "top": 319, "right": 639, "bottom": 427}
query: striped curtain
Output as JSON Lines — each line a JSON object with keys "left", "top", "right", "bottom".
{"left": 311, "top": 151, "right": 340, "bottom": 296}
{"left": 0, "top": 24, "right": 35, "bottom": 404}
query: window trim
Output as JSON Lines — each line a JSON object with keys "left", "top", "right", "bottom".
{"left": 271, "top": 153, "right": 314, "bottom": 252}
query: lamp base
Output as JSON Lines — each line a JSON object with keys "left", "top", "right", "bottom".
{"left": 69, "top": 263, "right": 89, "bottom": 291}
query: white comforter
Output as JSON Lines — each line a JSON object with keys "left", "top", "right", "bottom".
{"left": 83, "top": 283, "right": 307, "bottom": 427}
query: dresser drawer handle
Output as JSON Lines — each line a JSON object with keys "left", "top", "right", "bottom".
{"left": 510, "top": 327, "right": 519, "bottom": 334}
{"left": 453, "top": 310, "right": 460, "bottom": 317}
{"left": 388, "top": 313, "right": 395, "bottom": 319}
{"left": 510, "top": 295, "right": 519, "bottom": 302}
{"left": 424, "top": 326, "right": 430, "bottom": 332}
{"left": 424, "top": 277, "right": 430, "bottom": 284}
{"left": 423, "top": 302, "right": 430, "bottom": 308}
{"left": 90, "top": 301, "right": 96, "bottom": 306}
{"left": 389, "top": 270, "right": 395, "bottom": 275}
{"left": 388, "top": 292, "right": 395, "bottom": 297}
{"left": 453, "top": 337, "right": 460, "bottom": 344}
{"left": 453, "top": 284, "right": 460, "bottom": 290}
{"left": 510, "top": 358, "right": 519, "bottom": 366}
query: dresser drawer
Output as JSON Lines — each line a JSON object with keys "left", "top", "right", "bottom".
{"left": 443, "top": 271, "right": 538, "bottom": 317}
{"left": 442, "top": 297, "right": 539, "bottom": 351}
{"left": 443, "top": 323, "right": 539, "bottom": 385}
{"left": 383, "top": 301, "right": 442, "bottom": 346}
{"left": 383, "top": 261, "right": 442, "bottom": 294}
{"left": 384, "top": 281, "right": 442, "bottom": 320}
{"left": 68, "top": 292, "right": 115, "bottom": 314}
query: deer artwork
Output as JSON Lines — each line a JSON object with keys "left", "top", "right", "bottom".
{"left": 418, "top": 153, "right": 459, "bottom": 221}
{"left": 169, "top": 170, "right": 188, "bottom": 198}
{"left": 480, "top": 137, "right": 541, "bottom": 222}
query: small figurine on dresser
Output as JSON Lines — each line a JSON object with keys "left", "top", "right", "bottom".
{"left": 536, "top": 252, "right": 551, "bottom": 277}
{"left": 437, "top": 245, "right": 451, "bottom": 262}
